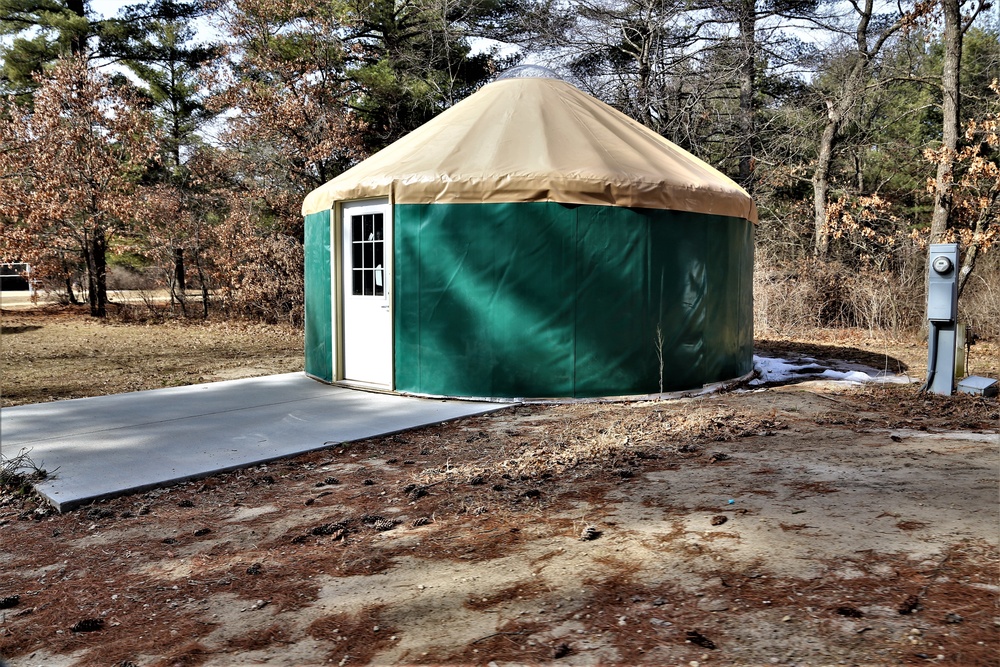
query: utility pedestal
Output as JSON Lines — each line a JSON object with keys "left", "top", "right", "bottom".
{"left": 926, "top": 244, "right": 960, "bottom": 395}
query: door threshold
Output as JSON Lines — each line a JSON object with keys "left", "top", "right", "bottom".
{"left": 335, "top": 380, "right": 395, "bottom": 395}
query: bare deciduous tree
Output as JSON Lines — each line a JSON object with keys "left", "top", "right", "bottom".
{"left": 929, "top": 0, "right": 990, "bottom": 243}
{"left": 0, "top": 57, "right": 160, "bottom": 317}
{"left": 811, "top": 0, "right": 907, "bottom": 256}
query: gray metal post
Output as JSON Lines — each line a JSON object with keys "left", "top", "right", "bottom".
{"left": 930, "top": 323, "right": 957, "bottom": 395}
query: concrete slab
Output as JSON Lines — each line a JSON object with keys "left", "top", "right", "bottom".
{"left": 1, "top": 373, "right": 511, "bottom": 511}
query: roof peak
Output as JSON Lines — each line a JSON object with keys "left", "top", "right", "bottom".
{"left": 495, "top": 64, "right": 565, "bottom": 82}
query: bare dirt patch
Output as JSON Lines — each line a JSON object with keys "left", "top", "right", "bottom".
{"left": 1, "top": 314, "right": 998, "bottom": 666}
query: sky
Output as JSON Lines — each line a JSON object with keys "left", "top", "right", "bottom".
{"left": 89, "top": 1, "right": 128, "bottom": 17}
{"left": 85, "top": 0, "right": 509, "bottom": 57}
{"left": 88, "top": 0, "right": 225, "bottom": 43}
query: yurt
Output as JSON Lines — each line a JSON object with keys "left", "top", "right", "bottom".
{"left": 301, "top": 70, "right": 756, "bottom": 400}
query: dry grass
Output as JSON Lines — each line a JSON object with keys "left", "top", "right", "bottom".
{"left": 0, "top": 306, "right": 303, "bottom": 407}
{"left": 753, "top": 251, "right": 1000, "bottom": 339}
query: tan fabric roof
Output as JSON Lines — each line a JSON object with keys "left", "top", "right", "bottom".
{"left": 302, "top": 77, "right": 757, "bottom": 222}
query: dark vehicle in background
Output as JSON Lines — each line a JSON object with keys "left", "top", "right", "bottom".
{"left": 0, "top": 263, "right": 33, "bottom": 292}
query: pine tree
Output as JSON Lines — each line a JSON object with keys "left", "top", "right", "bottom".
{"left": 0, "top": 0, "right": 92, "bottom": 97}
{"left": 105, "top": 0, "right": 218, "bottom": 306}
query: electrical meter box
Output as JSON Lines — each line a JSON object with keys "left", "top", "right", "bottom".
{"left": 927, "top": 244, "right": 959, "bottom": 323}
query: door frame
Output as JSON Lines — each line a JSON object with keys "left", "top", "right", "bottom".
{"left": 334, "top": 197, "right": 394, "bottom": 390}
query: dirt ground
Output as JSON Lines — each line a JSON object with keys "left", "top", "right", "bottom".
{"left": 1, "top": 308, "right": 998, "bottom": 667}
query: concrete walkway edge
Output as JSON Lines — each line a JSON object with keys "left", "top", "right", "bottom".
{"left": 1, "top": 373, "right": 511, "bottom": 511}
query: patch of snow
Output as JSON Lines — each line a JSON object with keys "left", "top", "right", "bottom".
{"left": 819, "top": 369, "right": 875, "bottom": 383}
{"left": 750, "top": 354, "right": 911, "bottom": 387}
{"left": 751, "top": 356, "right": 804, "bottom": 385}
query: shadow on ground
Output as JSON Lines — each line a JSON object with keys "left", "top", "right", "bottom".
{"left": 0, "top": 324, "right": 43, "bottom": 334}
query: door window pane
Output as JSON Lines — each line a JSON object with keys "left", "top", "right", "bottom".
{"left": 350, "top": 212, "right": 385, "bottom": 296}
{"left": 352, "top": 243, "right": 362, "bottom": 271}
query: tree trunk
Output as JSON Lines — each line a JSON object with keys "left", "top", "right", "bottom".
{"left": 65, "top": 276, "right": 79, "bottom": 304}
{"left": 957, "top": 206, "right": 992, "bottom": 299}
{"left": 195, "top": 252, "right": 209, "bottom": 319}
{"left": 957, "top": 241, "right": 978, "bottom": 300}
{"left": 61, "top": 255, "right": 80, "bottom": 305}
{"left": 174, "top": 247, "right": 185, "bottom": 290}
{"left": 66, "top": 0, "right": 88, "bottom": 56}
{"left": 632, "top": 10, "right": 655, "bottom": 129}
{"left": 85, "top": 228, "right": 108, "bottom": 318}
{"left": 812, "top": 102, "right": 839, "bottom": 256}
{"left": 809, "top": 0, "right": 901, "bottom": 258}
{"left": 930, "top": 0, "right": 963, "bottom": 243}
{"left": 736, "top": 0, "right": 756, "bottom": 190}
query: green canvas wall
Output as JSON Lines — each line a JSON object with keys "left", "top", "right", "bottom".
{"left": 304, "top": 209, "right": 333, "bottom": 382}
{"left": 392, "top": 202, "right": 753, "bottom": 398}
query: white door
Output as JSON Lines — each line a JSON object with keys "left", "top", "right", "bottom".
{"left": 342, "top": 199, "right": 392, "bottom": 387}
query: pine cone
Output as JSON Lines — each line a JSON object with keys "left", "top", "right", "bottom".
{"left": 373, "top": 517, "right": 397, "bottom": 532}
